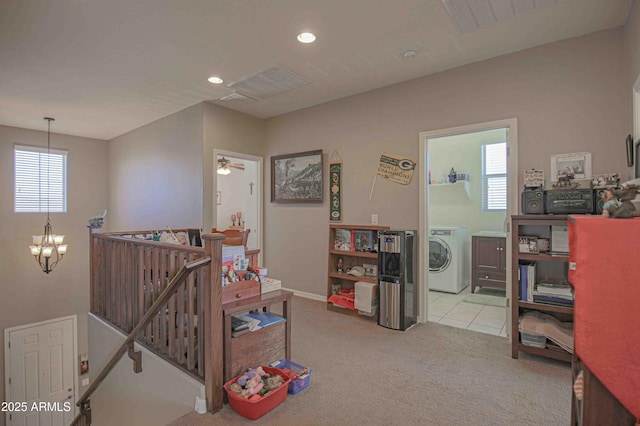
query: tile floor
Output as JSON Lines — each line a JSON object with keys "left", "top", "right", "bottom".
{"left": 428, "top": 286, "right": 508, "bottom": 337}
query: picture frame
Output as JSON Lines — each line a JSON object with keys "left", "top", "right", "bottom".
{"left": 353, "top": 230, "right": 374, "bottom": 252}
{"left": 590, "top": 173, "right": 620, "bottom": 188}
{"left": 271, "top": 149, "right": 323, "bottom": 203}
{"left": 636, "top": 140, "right": 640, "bottom": 179}
{"left": 551, "top": 152, "right": 591, "bottom": 182}
{"left": 518, "top": 236, "right": 538, "bottom": 254}
{"left": 363, "top": 263, "right": 378, "bottom": 277}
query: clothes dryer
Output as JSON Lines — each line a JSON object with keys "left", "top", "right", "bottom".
{"left": 428, "top": 226, "right": 469, "bottom": 293}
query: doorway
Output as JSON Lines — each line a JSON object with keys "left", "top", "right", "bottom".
{"left": 4, "top": 315, "right": 78, "bottom": 425}
{"left": 214, "top": 149, "right": 263, "bottom": 262}
{"left": 418, "top": 119, "right": 519, "bottom": 340}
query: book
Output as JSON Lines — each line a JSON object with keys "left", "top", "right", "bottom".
{"left": 231, "top": 328, "right": 251, "bottom": 338}
{"left": 519, "top": 264, "right": 528, "bottom": 301}
{"left": 231, "top": 316, "right": 249, "bottom": 331}
{"left": 244, "top": 311, "right": 286, "bottom": 328}
{"left": 526, "top": 263, "right": 536, "bottom": 302}
{"left": 334, "top": 229, "right": 352, "bottom": 251}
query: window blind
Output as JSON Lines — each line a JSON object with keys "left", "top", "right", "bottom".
{"left": 483, "top": 142, "right": 506, "bottom": 211}
{"left": 15, "top": 145, "right": 67, "bottom": 213}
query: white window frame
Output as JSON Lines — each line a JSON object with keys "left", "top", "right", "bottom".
{"left": 482, "top": 142, "right": 507, "bottom": 212}
{"left": 14, "top": 144, "right": 68, "bottom": 213}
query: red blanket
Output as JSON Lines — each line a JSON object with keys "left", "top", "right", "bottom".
{"left": 327, "top": 289, "right": 356, "bottom": 310}
{"left": 568, "top": 215, "right": 640, "bottom": 418}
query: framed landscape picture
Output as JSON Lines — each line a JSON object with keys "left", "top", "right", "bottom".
{"left": 271, "top": 150, "right": 323, "bottom": 203}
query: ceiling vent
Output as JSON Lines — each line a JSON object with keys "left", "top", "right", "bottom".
{"left": 441, "top": 0, "right": 565, "bottom": 33}
{"left": 219, "top": 92, "right": 257, "bottom": 102}
{"left": 228, "top": 65, "right": 310, "bottom": 100}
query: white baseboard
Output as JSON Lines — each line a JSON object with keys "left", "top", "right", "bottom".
{"left": 281, "top": 287, "right": 327, "bottom": 302}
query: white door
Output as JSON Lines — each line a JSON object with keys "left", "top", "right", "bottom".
{"left": 5, "top": 317, "right": 76, "bottom": 426}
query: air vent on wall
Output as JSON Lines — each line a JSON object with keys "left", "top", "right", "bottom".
{"left": 441, "top": 0, "right": 566, "bottom": 33}
{"left": 228, "top": 65, "right": 310, "bottom": 100}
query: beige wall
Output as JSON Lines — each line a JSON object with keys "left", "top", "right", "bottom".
{"left": 0, "top": 125, "right": 108, "bottom": 423}
{"left": 88, "top": 315, "right": 204, "bottom": 426}
{"left": 203, "top": 102, "right": 265, "bottom": 232}
{"left": 108, "top": 104, "right": 205, "bottom": 231}
{"left": 624, "top": 1, "right": 640, "bottom": 87}
{"left": 264, "top": 29, "right": 629, "bottom": 298}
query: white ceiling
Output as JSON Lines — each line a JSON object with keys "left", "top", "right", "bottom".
{"left": 0, "top": 0, "right": 632, "bottom": 140}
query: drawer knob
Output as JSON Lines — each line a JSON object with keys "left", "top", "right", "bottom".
{"left": 236, "top": 293, "right": 242, "bottom": 298}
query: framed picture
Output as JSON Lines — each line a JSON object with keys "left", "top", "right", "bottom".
{"left": 551, "top": 152, "right": 591, "bottom": 182}
{"left": 636, "top": 140, "right": 640, "bottom": 179}
{"left": 363, "top": 263, "right": 378, "bottom": 277}
{"left": 353, "top": 230, "right": 374, "bottom": 252}
{"left": 518, "top": 236, "right": 538, "bottom": 254}
{"left": 216, "top": 191, "right": 222, "bottom": 205}
{"left": 590, "top": 173, "right": 620, "bottom": 188}
{"left": 271, "top": 149, "right": 323, "bottom": 203}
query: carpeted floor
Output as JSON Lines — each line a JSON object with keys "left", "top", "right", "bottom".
{"left": 168, "top": 296, "right": 572, "bottom": 426}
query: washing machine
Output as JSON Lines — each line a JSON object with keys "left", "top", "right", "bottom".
{"left": 428, "top": 226, "right": 469, "bottom": 293}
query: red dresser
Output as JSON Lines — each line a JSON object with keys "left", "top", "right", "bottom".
{"left": 568, "top": 215, "right": 640, "bottom": 420}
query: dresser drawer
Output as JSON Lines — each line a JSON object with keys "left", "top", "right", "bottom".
{"left": 222, "top": 280, "right": 260, "bottom": 304}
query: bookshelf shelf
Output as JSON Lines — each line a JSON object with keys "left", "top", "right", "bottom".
{"left": 511, "top": 215, "right": 574, "bottom": 362}
{"left": 327, "top": 224, "right": 389, "bottom": 320}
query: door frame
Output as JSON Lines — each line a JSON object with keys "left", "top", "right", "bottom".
{"left": 418, "top": 118, "right": 518, "bottom": 341}
{"left": 213, "top": 149, "right": 264, "bottom": 264}
{"left": 4, "top": 315, "right": 79, "bottom": 422}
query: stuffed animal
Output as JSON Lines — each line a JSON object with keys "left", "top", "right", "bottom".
{"left": 607, "top": 184, "right": 640, "bottom": 218}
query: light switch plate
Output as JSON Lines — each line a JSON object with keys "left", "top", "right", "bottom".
{"left": 82, "top": 378, "right": 90, "bottom": 387}
{"left": 371, "top": 214, "right": 378, "bottom": 225}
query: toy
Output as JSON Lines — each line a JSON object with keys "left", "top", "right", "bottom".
{"left": 605, "top": 184, "right": 640, "bottom": 218}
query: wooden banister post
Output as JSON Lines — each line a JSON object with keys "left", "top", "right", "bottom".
{"left": 88, "top": 224, "right": 102, "bottom": 314}
{"left": 202, "top": 233, "right": 225, "bottom": 413}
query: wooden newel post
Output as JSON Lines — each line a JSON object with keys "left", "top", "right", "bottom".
{"left": 88, "top": 223, "right": 103, "bottom": 314}
{"left": 202, "top": 233, "right": 225, "bottom": 413}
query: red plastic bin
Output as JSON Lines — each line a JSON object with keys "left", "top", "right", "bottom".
{"left": 223, "top": 366, "right": 291, "bottom": 420}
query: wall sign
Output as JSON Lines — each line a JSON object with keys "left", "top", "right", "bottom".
{"left": 329, "top": 152, "right": 342, "bottom": 222}
{"left": 376, "top": 152, "right": 416, "bottom": 185}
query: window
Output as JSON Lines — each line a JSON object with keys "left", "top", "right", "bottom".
{"left": 15, "top": 145, "right": 67, "bottom": 213}
{"left": 482, "top": 142, "right": 506, "bottom": 211}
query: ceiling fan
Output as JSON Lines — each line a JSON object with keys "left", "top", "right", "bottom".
{"left": 217, "top": 156, "right": 244, "bottom": 175}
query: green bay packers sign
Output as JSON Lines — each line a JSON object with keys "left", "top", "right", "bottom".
{"left": 329, "top": 159, "right": 342, "bottom": 222}
{"left": 376, "top": 152, "right": 416, "bottom": 185}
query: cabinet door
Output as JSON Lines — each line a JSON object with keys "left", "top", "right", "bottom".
{"left": 474, "top": 237, "right": 503, "bottom": 270}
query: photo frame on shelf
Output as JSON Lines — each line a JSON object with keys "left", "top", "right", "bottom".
{"left": 590, "top": 173, "right": 620, "bottom": 188}
{"left": 518, "top": 236, "right": 538, "bottom": 254}
{"left": 363, "top": 263, "right": 378, "bottom": 277}
{"left": 271, "top": 149, "right": 323, "bottom": 203}
{"left": 551, "top": 152, "right": 591, "bottom": 182}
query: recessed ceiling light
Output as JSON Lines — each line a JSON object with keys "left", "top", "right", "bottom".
{"left": 208, "top": 76, "right": 224, "bottom": 84}
{"left": 297, "top": 32, "right": 316, "bottom": 44}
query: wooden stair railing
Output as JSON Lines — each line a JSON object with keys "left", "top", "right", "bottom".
{"left": 71, "top": 256, "right": 211, "bottom": 426}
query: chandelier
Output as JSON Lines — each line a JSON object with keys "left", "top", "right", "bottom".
{"left": 29, "top": 117, "right": 68, "bottom": 273}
